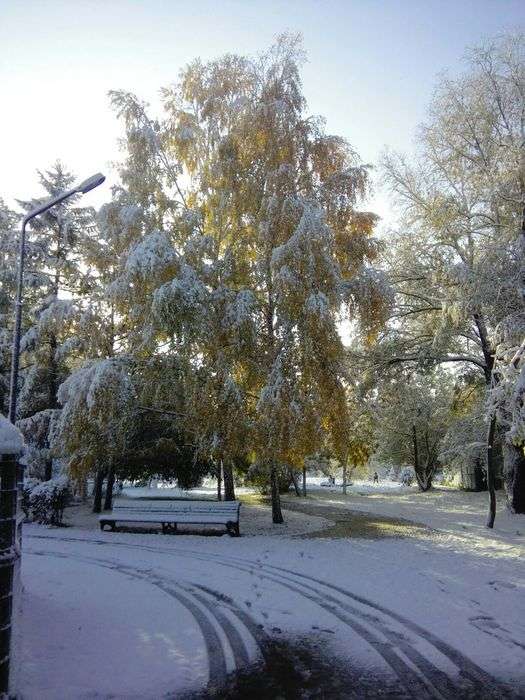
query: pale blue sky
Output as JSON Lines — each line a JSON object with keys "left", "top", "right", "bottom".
{"left": 1, "top": 0, "right": 523, "bottom": 221}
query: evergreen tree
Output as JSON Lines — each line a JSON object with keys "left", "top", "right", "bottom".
{"left": 15, "top": 162, "right": 96, "bottom": 479}
{"left": 0, "top": 199, "right": 20, "bottom": 414}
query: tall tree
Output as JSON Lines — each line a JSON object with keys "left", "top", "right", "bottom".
{"left": 0, "top": 200, "right": 20, "bottom": 414}
{"left": 15, "top": 163, "right": 96, "bottom": 479}
{"left": 379, "top": 33, "right": 525, "bottom": 507}
{"left": 108, "top": 35, "right": 388, "bottom": 522}
{"left": 375, "top": 371, "right": 453, "bottom": 491}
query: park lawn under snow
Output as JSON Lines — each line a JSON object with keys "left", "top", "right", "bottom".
{"left": 16, "top": 486, "right": 525, "bottom": 699}
{"left": 304, "top": 479, "right": 525, "bottom": 554}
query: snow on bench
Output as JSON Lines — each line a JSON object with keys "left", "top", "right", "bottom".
{"left": 99, "top": 499, "right": 242, "bottom": 536}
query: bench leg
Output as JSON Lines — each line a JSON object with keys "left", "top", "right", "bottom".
{"left": 226, "top": 522, "right": 240, "bottom": 537}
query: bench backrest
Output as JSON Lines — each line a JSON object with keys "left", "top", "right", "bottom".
{"left": 112, "top": 499, "right": 240, "bottom": 516}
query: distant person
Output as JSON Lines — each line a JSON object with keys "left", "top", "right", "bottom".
{"left": 373, "top": 471, "right": 379, "bottom": 484}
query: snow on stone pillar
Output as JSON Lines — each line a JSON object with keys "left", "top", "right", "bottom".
{"left": 0, "top": 415, "right": 24, "bottom": 696}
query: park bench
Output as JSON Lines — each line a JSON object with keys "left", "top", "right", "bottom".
{"left": 99, "top": 499, "right": 242, "bottom": 536}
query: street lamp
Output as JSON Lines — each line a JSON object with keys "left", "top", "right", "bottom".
{"left": 7, "top": 172, "right": 105, "bottom": 423}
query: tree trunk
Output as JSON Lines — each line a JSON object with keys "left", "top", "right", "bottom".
{"left": 44, "top": 458, "right": 53, "bottom": 482}
{"left": 103, "top": 462, "right": 115, "bottom": 511}
{"left": 502, "top": 439, "right": 525, "bottom": 514}
{"left": 412, "top": 425, "right": 430, "bottom": 492}
{"left": 223, "top": 461, "right": 236, "bottom": 501}
{"left": 473, "top": 312, "right": 494, "bottom": 386}
{"left": 342, "top": 463, "right": 347, "bottom": 495}
{"left": 302, "top": 466, "right": 307, "bottom": 497}
{"left": 412, "top": 424, "right": 419, "bottom": 474}
{"left": 270, "top": 465, "right": 284, "bottom": 524}
{"left": 76, "top": 477, "right": 87, "bottom": 501}
{"left": 289, "top": 469, "right": 301, "bottom": 497}
{"left": 415, "top": 463, "right": 433, "bottom": 492}
{"left": 486, "top": 414, "right": 498, "bottom": 527}
{"left": 43, "top": 330, "right": 59, "bottom": 482}
{"left": 216, "top": 462, "right": 222, "bottom": 501}
{"left": 92, "top": 469, "right": 105, "bottom": 514}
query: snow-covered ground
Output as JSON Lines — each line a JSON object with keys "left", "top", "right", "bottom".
{"left": 120, "top": 481, "right": 256, "bottom": 501}
{"left": 306, "top": 475, "right": 415, "bottom": 495}
{"left": 63, "top": 500, "right": 331, "bottom": 538}
{"left": 16, "top": 484, "right": 525, "bottom": 699}
{"left": 303, "top": 478, "right": 525, "bottom": 558}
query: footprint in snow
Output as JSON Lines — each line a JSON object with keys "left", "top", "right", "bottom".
{"left": 488, "top": 580, "right": 517, "bottom": 590}
{"left": 470, "top": 616, "right": 525, "bottom": 650}
{"left": 470, "top": 615, "right": 499, "bottom": 629}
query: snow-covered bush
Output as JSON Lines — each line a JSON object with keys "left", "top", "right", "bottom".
{"left": 399, "top": 467, "right": 414, "bottom": 486}
{"left": 22, "top": 478, "right": 41, "bottom": 519}
{"left": 29, "top": 476, "right": 71, "bottom": 525}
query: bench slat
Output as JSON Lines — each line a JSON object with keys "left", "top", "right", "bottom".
{"left": 113, "top": 499, "right": 239, "bottom": 511}
{"left": 99, "top": 515, "right": 236, "bottom": 524}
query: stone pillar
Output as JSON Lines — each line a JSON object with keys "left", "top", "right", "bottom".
{"left": 0, "top": 416, "right": 24, "bottom": 696}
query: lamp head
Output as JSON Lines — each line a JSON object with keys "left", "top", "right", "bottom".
{"left": 76, "top": 172, "right": 105, "bottom": 194}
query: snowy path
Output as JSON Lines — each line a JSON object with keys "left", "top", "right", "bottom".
{"left": 18, "top": 523, "right": 525, "bottom": 699}
{"left": 302, "top": 484, "right": 525, "bottom": 553}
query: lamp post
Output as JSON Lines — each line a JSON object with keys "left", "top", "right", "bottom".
{"left": 7, "top": 172, "right": 105, "bottom": 423}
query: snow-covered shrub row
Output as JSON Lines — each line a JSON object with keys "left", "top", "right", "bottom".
{"left": 24, "top": 476, "right": 71, "bottom": 525}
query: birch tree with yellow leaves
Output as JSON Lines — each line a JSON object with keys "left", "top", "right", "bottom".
{"left": 102, "top": 35, "right": 388, "bottom": 522}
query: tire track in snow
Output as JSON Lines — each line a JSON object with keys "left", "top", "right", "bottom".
{"left": 26, "top": 533, "right": 516, "bottom": 699}
{"left": 26, "top": 548, "right": 262, "bottom": 688}
{"left": 27, "top": 540, "right": 428, "bottom": 696}
{"left": 187, "top": 548, "right": 514, "bottom": 699}
{"left": 178, "top": 551, "right": 451, "bottom": 699}
{"left": 187, "top": 589, "right": 252, "bottom": 668}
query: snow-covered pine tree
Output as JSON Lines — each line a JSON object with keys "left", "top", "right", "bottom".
{"left": 15, "top": 162, "right": 97, "bottom": 480}
{"left": 0, "top": 199, "right": 20, "bottom": 414}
